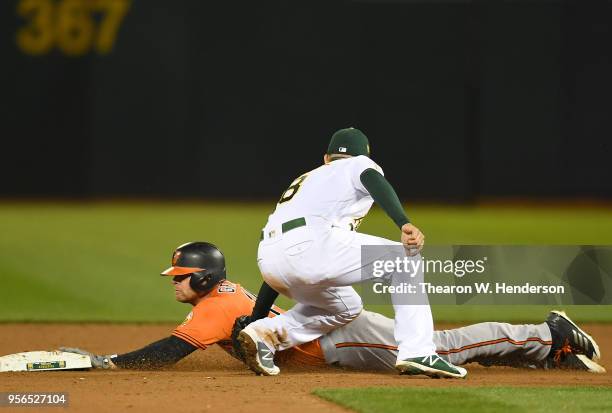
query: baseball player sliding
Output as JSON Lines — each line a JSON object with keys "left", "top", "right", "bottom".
{"left": 235, "top": 127, "right": 465, "bottom": 378}
{"left": 60, "top": 242, "right": 604, "bottom": 373}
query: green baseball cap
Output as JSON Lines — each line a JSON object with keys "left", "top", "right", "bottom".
{"left": 327, "top": 127, "right": 370, "bottom": 157}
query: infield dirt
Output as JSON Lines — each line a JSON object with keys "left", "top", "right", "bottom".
{"left": 1, "top": 323, "right": 611, "bottom": 413}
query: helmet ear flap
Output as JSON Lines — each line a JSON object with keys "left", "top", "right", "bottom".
{"left": 189, "top": 271, "right": 212, "bottom": 294}
{"left": 189, "top": 270, "right": 226, "bottom": 295}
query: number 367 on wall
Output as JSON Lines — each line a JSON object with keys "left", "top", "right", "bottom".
{"left": 16, "top": 0, "right": 131, "bottom": 56}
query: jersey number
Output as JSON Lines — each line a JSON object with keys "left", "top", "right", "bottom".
{"left": 278, "top": 174, "right": 308, "bottom": 204}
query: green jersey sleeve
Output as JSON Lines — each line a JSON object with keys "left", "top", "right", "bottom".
{"left": 360, "top": 168, "right": 409, "bottom": 229}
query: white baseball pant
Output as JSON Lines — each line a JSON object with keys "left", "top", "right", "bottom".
{"left": 250, "top": 223, "right": 436, "bottom": 360}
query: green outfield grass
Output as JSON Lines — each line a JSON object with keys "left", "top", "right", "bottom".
{"left": 0, "top": 202, "right": 611, "bottom": 322}
{"left": 313, "top": 387, "right": 612, "bottom": 413}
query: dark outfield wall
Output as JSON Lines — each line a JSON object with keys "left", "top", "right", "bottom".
{"left": 1, "top": 0, "right": 610, "bottom": 200}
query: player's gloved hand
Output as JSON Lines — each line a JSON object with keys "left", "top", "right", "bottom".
{"left": 401, "top": 223, "right": 425, "bottom": 256}
{"left": 231, "top": 315, "right": 252, "bottom": 361}
{"left": 58, "top": 347, "right": 117, "bottom": 369}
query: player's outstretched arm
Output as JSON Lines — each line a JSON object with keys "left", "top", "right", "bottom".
{"left": 60, "top": 336, "right": 197, "bottom": 370}
{"left": 360, "top": 168, "right": 409, "bottom": 229}
{"left": 360, "top": 168, "right": 425, "bottom": 254}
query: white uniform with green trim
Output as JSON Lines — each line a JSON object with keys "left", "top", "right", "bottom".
{"left": 267, "top": 156, "right": 382, "bottom": 231}
{"left": 249, "top": 156, "right": 437, "bottom": 361}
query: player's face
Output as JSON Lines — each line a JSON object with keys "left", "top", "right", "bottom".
{"left": 172, "top": 275, "right": 199, "bottom": 303}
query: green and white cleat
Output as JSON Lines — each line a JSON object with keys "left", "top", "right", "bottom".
{"left": 396, "top": 354, "right": 467, "bottom": 379}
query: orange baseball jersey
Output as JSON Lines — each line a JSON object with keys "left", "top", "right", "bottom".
{"left": 172, "top": 280, "right": 326, "bottom": 366}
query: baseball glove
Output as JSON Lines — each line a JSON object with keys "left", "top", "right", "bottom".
{"left": 231, "top": 315, "right": 252, "bottom": 361}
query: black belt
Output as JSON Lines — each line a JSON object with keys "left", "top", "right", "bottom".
{"left": 260, "top": 217, "right": 306, "bottom": 240}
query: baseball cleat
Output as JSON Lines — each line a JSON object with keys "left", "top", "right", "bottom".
{"left": 546, "top": 347, "right": 607, "bottom": 373}
{"left": 237, "top": 327, "right": 280, "bottom": 376}
{"left": 546, "top": 310, "right": 601, "bottom": 361}
{"left": 570, "top": 354, "right": 606, "bottom": 373}
{"left": 396, "top": 354, "right": 467, "bottom": 379}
